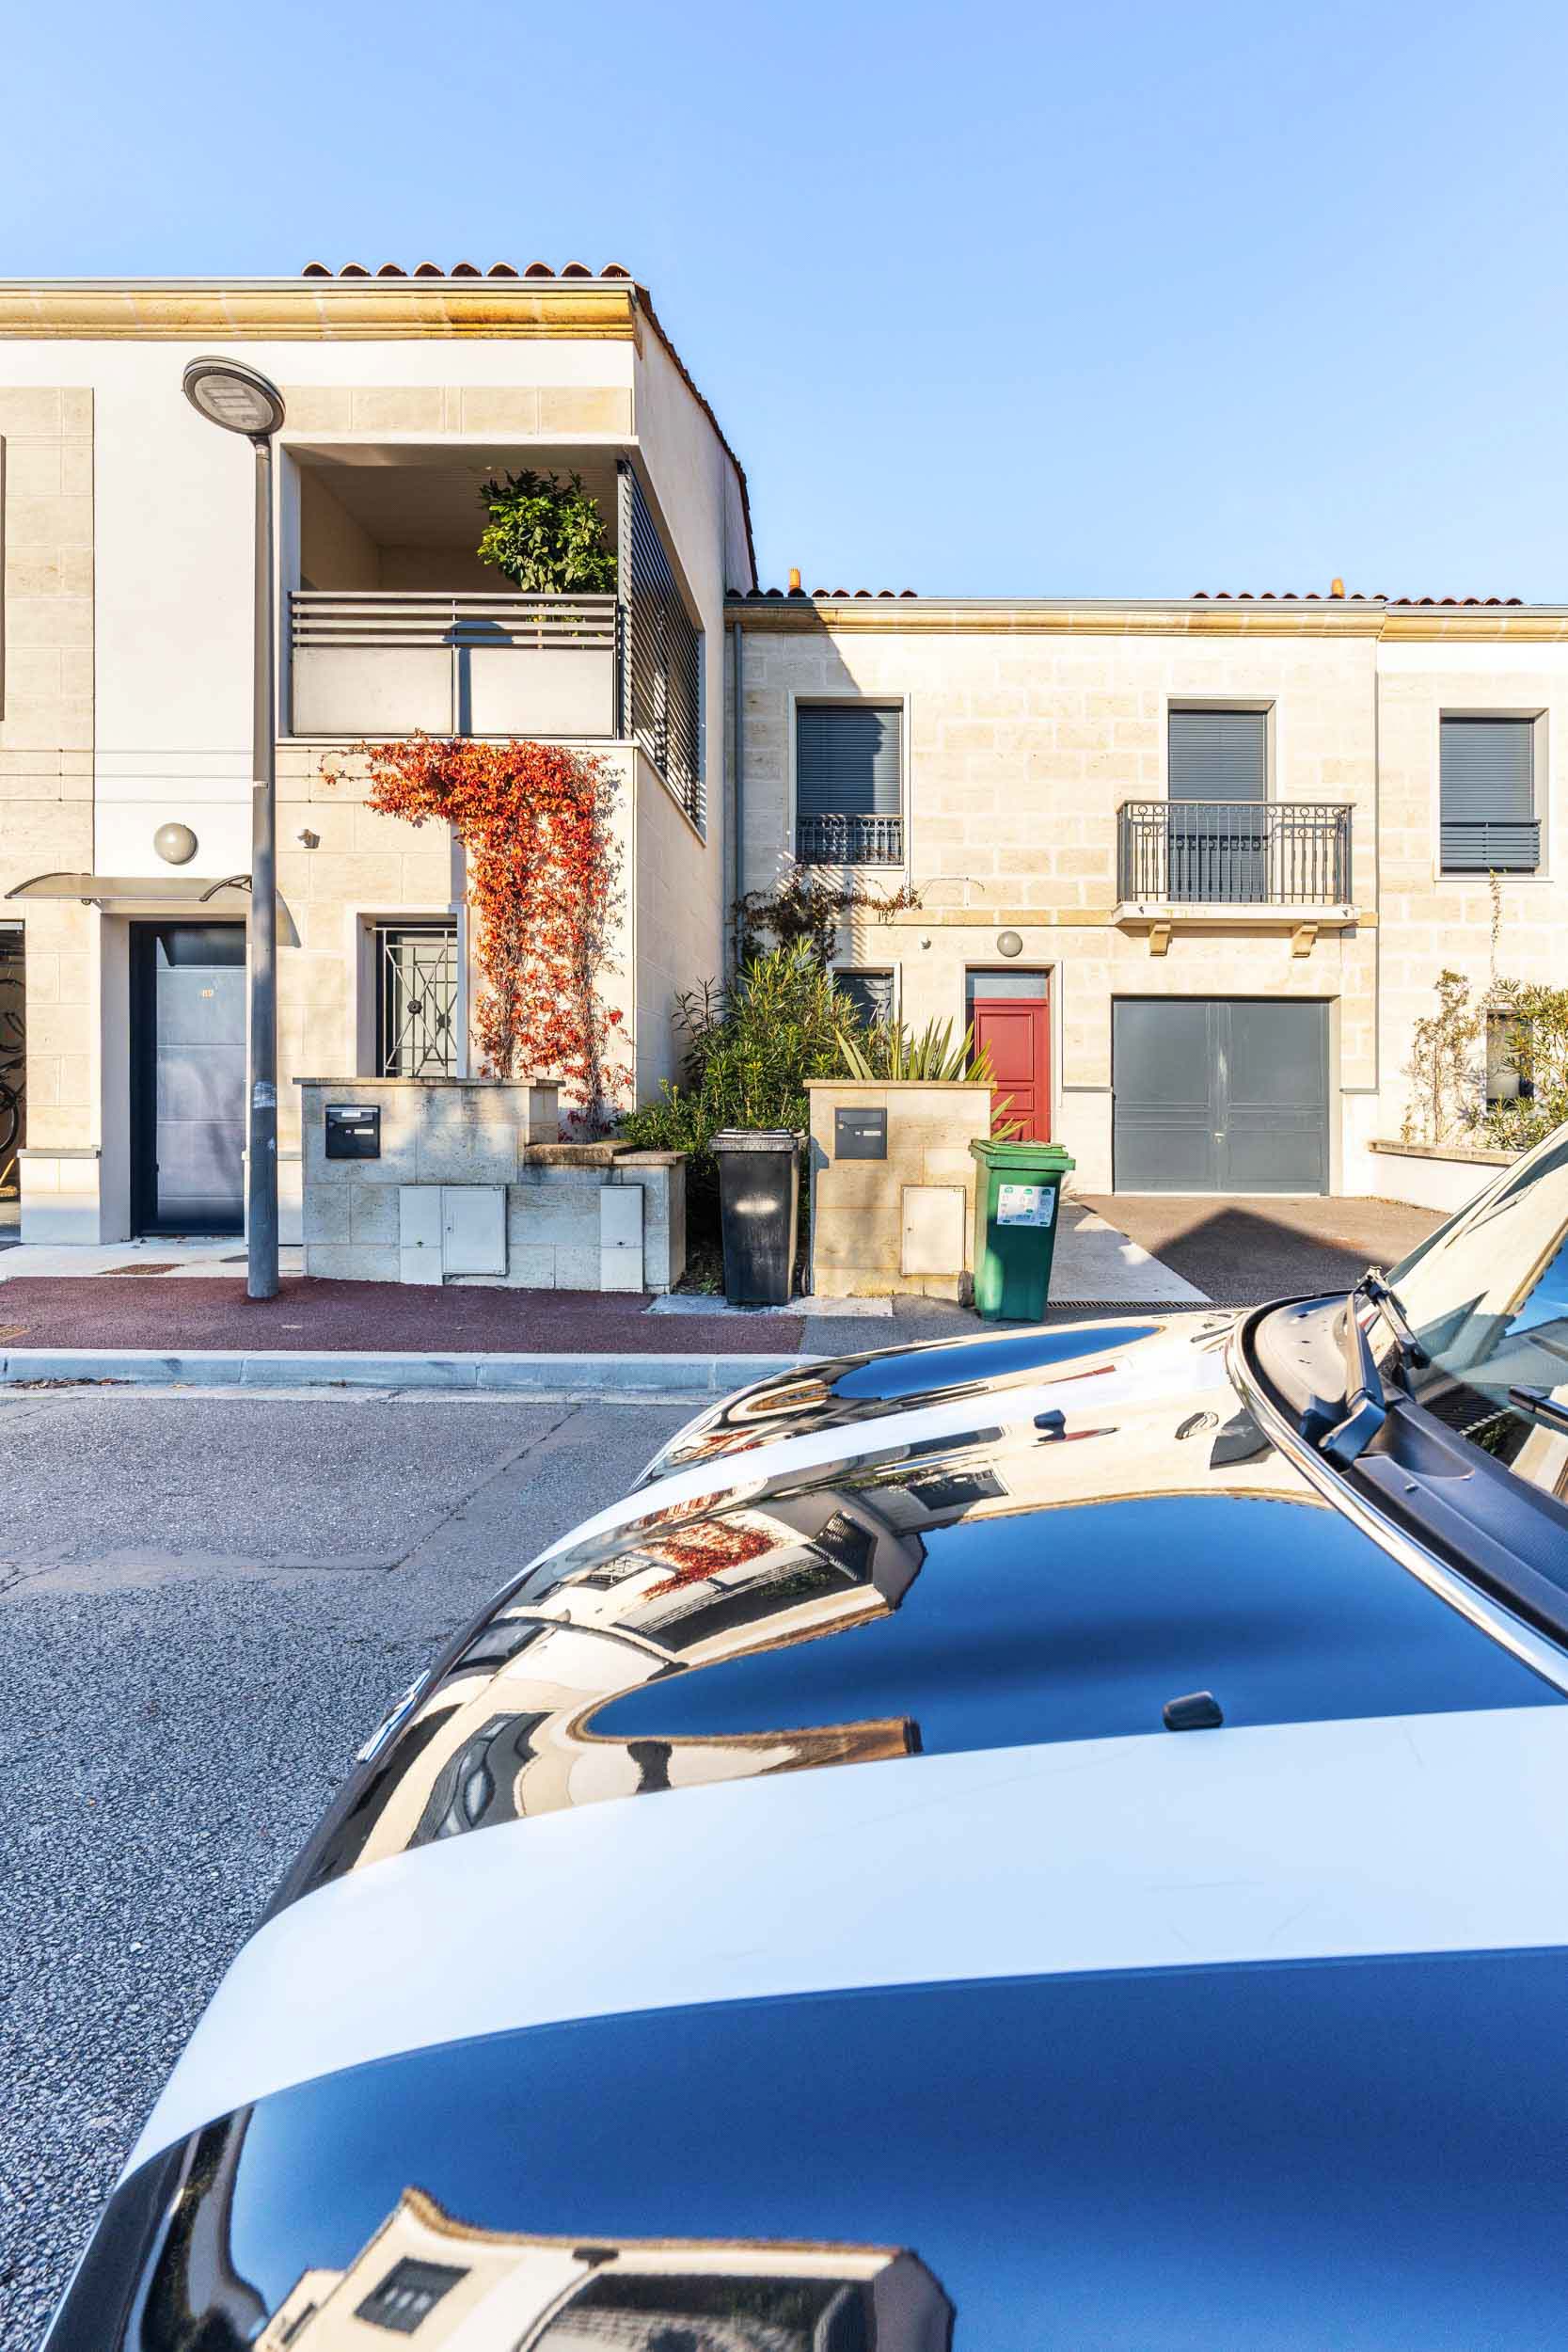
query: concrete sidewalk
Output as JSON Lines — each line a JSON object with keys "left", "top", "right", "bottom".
{"left": 0, "top": 1194, "right": 1215, "bottom": 1392}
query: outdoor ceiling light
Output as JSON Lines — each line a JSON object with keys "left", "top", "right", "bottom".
{"left": 182, "top": 356, "right": 286, "bottom": 438}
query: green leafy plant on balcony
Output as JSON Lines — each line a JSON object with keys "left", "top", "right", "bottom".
{"left": 476, "top": 469, "right": 617, "bottom": 595}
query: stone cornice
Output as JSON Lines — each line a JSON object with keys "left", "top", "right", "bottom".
{"left": 728, "top": 596, "right": 1568, "bottom": 642}
{"left": 0, "top": 278, "right": 641, "bottom": 342}
{"left": 727, "top": 597, "right": 1387, "bottom": 638}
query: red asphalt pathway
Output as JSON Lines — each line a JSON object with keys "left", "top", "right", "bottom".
{"left": 0, "top": 1277, "right": 804, "bottom": 1355}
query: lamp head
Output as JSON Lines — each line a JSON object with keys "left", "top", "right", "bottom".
{"left": 182, "top": 357, "right": 286, "bottom": 438}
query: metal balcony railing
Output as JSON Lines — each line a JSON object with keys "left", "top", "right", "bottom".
{"left": 1117, "top": 800, "right": 1352, "bottom": 907}
{"left": 289, "top": 591, "right": 618, "bottom": 739}
{"left": 1439, "top": 818, "right": 1542, "bottom": 874}
{"left": 796, "top": 813, "right": 905, "bottom": 866}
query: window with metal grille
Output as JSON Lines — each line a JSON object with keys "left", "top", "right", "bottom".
{"left": 797, "top": 705, "right": 903, "bottom": 865}
{"left": 833, "top": 968, "right": 895, "bottom": 1025}
{"left": 617, "top": 461, "right": 704, "bottom": 830}
{"left": 375, "top": 923, "right": 457, "bottom": 1078}
{"left": 1441, "top": 716, "right": 1541, "bottom": 873}
{"left": 354, "top": 2257, "right": 466, "bottom": 2333}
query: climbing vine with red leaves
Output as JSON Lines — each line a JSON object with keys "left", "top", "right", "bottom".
{"left": 344, "top": 737, "right": 631, "bottom": 1130}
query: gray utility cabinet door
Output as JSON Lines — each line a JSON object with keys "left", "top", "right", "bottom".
{"left": 1113, "top": 999, "right": 1329, "bottom": 1194}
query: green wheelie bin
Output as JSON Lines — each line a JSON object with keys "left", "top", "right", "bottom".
{"left": 968, "top": 1137, "right": 1076, "bottom": 1322}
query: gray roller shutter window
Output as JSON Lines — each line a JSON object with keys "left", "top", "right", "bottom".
{"left": 797, "top": 706, "right": 902, "bottom": 818}
{"left": 834, "top": 969, "right": 895, "bottom": 1025}
{"left": 1440, "top": 717, "right": 1539, "bottom": 871}
{"left": 1166, "top": 709, "right": 1268, "bottom": 900}
{"left": 1167, "top": 709, "right": 1268, "bottom": 803}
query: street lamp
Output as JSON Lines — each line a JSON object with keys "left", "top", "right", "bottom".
{"left": 182, "top": 357, "right": 286, "bottom": 1301}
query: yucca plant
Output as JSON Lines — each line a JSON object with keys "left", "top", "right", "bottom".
{"left": 836, "top": 1015, "right": 1024, "bottom": 1137}
{"left": 836, "top": 1014, "right": 995, "bottom": 1084}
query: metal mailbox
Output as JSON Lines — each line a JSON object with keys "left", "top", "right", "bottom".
{"left": 834, "top": 1106, "right": 888, "bottom": 1161}
{"left": 325, "top": 1103, "right": 381, "bottom": 1161}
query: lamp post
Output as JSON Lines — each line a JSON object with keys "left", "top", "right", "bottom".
{"left": 182, "top": 357, "right": 287, "bottom": 1300}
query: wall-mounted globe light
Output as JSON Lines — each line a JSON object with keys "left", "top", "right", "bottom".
{"left": 996, "top": 930, "right": 1023, "bottom": 958}
{"left": 153, "top": 821, "right": 198, "bottom": 866}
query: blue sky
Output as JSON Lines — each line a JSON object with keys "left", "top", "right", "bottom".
{"left": 7, "top": 0, "right": 1568, "bottom": 599}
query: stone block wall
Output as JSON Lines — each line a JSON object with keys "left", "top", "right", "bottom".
{"left": 297, "top": 1077, "right": 684, "bottom": 1291}
{"left": 737, "top": 612, "right": 1385, "bottom": 1193}
{"left": 808, "top": 1080, "right": 992, "bottom": 1299}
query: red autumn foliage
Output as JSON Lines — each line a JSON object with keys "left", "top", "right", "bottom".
{"left": 350, "top": 736, "right": 631, "bottom": 1128}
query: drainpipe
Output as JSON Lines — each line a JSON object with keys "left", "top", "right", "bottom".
{"left": 730, "top": 616, "right": 746, "bottom": 977}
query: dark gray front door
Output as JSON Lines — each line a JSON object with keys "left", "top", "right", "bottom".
{"left": 1113, "top": 998, "right": 1329, "bottom": 1194}
{"left": 131, "top": 923, "right": 246, "bottom": 1233}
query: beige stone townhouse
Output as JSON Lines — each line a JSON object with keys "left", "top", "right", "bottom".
{"left": 0, "top": 261, "right": 1564, "bottom": 1242}
{"left": 731, "top": 587, "right": 1568, "bottom": 1198}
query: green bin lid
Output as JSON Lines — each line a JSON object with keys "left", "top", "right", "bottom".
{"left": 968, "top": 1137, "right": 1076, "bottom": 1170}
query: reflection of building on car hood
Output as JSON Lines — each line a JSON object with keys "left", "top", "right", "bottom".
{"left": 276, "top": 1361, "right": 1355, "bottom": 1917}
{"left": 258, "top": 2185, "right": 953, "bottom": 2349}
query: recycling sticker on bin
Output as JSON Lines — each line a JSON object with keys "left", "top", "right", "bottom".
{"left": 996, "top": 1182, "right": 1055, "bottom": 1228}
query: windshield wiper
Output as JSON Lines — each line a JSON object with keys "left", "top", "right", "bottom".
{"left": 1317, "top": 1293, "right": 1388, "bottom": 1466}
{"left": 1352, "top": 1268, "right": 1429, "bottom": 1371}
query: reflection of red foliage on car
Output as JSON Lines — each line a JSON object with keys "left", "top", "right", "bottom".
{"left": 644, "top": 1519, "right": 774, "bottom": 1596}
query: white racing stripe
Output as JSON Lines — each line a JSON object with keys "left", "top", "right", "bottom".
{"left": 128, "top": 1703, "right": 1568, "bottom": 2171}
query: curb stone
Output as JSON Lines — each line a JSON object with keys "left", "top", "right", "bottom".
{"left": 0, "top": 1348, "right": 813, "bottom": 1396}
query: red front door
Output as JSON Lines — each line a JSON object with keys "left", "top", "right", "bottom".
{"left": 971, "top": 990, "right": 1051, "bottom": 1139}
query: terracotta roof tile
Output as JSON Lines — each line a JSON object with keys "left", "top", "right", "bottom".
{"left": 1195, "top": 587, "right": 1524, "bottom": 607}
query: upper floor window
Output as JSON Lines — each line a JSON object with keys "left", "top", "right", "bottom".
{"left": 1440, "top": 716, "right": 1542, "bottom": 874}
{"left": 796, "top": 703, "right": 903, "bottom": 865}
{"left": 355, "top": 2257, "right": 467, "bottom": 2333}
{"left": 1167, "top": 707, "right": 1268, "bottom": 803}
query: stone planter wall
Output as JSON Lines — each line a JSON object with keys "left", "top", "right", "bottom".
{"left": 807, "top": 1080, "right": 994, "bottom": 1300}
{"left": 296, "top": 1078, "right": 684, "bottom": 1291}
{"left": 1368, "top": 1136, "right": 1517, "bottom": 1215}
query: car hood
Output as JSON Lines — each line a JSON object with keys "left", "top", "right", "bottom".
{"left": 52, "top": 1311, "right": 1568, "bottom": 2352}
{"left": 262, "top": 1306, "right": 1554, "bottom": 1926}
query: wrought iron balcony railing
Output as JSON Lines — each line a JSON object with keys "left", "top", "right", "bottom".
{"left": 1117, "top": 799, "right": 1352, "bottom": 907}
{"left": 1439, "top": 818, "right": 1542, "bottom": 874}
{"left": 796, "top": 812, "right": 905, "bottom": 866}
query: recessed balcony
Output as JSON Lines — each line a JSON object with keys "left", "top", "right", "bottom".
{"left": 1116, "top": 799, "right": 1354, "bottom": 926}
{"left": 285, "top": 441, "right": 704, "bottom": 826}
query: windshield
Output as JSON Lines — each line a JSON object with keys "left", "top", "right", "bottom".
{"left": 1383, "top": 1127, "right": 1568, "bottom": 1500}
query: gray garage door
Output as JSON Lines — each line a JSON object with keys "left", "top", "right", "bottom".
{"left": 1113, "top": 999, "right": 1329, "bottom": 1194}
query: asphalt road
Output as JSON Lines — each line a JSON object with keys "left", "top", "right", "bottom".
{"left": 0, "top": 1387, "right": 690, "bottom": 2351}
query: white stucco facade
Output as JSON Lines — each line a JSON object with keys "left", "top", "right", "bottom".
{"left": 0, "top": 272, "right": 749, "bottom": 1241}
